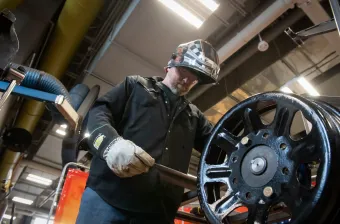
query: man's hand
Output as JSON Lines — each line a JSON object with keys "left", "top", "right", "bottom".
{"left": 103, "top": 138, "right": 155, "bottom": 178}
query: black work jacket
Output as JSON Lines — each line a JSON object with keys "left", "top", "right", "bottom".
{"left": 85, "top": 76, "right": 212, "bottom": 221}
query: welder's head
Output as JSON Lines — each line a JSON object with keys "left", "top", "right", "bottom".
{"left": 165, "top": 66, "right": 199, "bottom": 96}
{"left": 166, "top": 39, "right": 220, "bottom": 83}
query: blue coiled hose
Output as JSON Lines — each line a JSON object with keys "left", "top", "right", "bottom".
{"left": 13, "top": 64, "right": 73, "bottom": 105}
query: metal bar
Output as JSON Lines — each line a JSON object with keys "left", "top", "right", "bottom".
{"left": 38, "top": 191, "right": 55, "bottom": 208}
{"left": 47, "top": 162, "right": 90, "bottom": 223}
{"left": 0, "top": 81, "right": 57, "bottom": 102}
{"left": 10, "top": 202, "right": 15, "bottom": 224}
{"left": 154, "top": 163, "right": 197, "bottom": 190}
{"left": 175, "top": 211, "right": 207, "bottom": 224}
{"left": 330, "top": 0, "right": 340, "bottom": 36}
{"left": 295, "top": 19, "right": 337, "bottom": 40}
{"left": 0, "top": 80, "right": 16, "bottom": 110}
{"left": 54, "top": 95, "right": 79, "bottom": 130}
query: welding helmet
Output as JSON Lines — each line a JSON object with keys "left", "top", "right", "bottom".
{"left": 167, "top": 39, "right": 220, "bottom": 84}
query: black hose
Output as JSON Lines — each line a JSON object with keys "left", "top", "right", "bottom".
{"left": 12, "top": 63, "right": 72, "bottom": 104}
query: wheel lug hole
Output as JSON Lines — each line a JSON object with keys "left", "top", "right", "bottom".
{"left": 246, "top": 192, "right": 252, "bottom": 199}
{"left": 232, "top": 178, "right": 238, "bottom": 185}
{"left": 282, "top": 167, "right": 289, "bottom": 175}
{"left": 232, "top": 156, "right": 238, "bottom": 163}
{"left": 280, "top": 143, "right": 287, "bottom": 150}
{"left": 263, "top": 133, "right": 269, "bottom": 139}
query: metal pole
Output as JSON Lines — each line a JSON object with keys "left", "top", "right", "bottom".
{"left": 9, "top": 202, "right": 15, "bottom": 224}
{"left": 329, "top": 0, "right": 340, "bottom": 36}
{"left": 46, "top": 162, "right": 89, "bottom": 223}
{"left": 154, "top": 163, "right": 197, "bottom": 190}
{"left": 175, "top": 211, "right": 207, "bottom": 224}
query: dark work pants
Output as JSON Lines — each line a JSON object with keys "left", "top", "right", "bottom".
{"left": 76, "top": 187, "right": 172, "bottom": 224}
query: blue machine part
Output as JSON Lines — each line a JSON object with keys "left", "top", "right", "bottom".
{"left": 0, "top": 81, "right": 58, "bottom": 103}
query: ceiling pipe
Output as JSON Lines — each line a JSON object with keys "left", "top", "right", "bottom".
{"left": 188, "top": 0, "right": 303, "bottom": 101}
{"left": 87, "top": 0, "right": 140, "bottom": 74}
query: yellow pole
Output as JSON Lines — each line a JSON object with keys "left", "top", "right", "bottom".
{"left": 0, "top": 0, "right": 104, "bottom": 192}
{"left": 0, "top": 0, "right": 23, "bottom": 11}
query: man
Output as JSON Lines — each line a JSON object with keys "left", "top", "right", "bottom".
{"left": 76, "top": 39, "right": 220, "bottom": 224}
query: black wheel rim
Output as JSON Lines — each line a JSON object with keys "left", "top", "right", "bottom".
{"left": 197, "top": 92, "right": 333, "bottom": 224}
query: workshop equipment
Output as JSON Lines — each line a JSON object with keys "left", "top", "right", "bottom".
{"left": 54, "top": 167, "right": 89, "bottom": 224}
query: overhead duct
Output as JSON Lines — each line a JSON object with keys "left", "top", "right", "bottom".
{"left": 0, "top": 0, "right": 104, "bottom": 194}
{"left": 188, "top": 0, "right": 302, "bottom": 101}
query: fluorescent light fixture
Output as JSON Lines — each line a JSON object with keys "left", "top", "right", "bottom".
{"left": 26, "top": 174, "right": 52, "bottom": 186}
{"left": 12, "top": 196, "right": 33, "bottom": 205}
{"left": 297, "top": 77, "right": 320, "bottom": 96}
{"left": 60, "top": 124, "right": 68, "bottom": 129}
{"left": 198, "top": 0, "right": 219, "bottom": 12}
{"left": 56, "top": 129, "right": 66, "bottom": 136}
{"left": 3, "top": 214, "right": 16, "bottom": 220}
{"left": 33, "top": 217, "right": 54, "bottom": 224}
{"left": 158, "top": 0, "right": 204, "bottom": 28}
{"left": 280, "top": 86, "right": 294, "bottom": 93}
{"left": 84, "top": 132, "right": 90, "bottom": 138}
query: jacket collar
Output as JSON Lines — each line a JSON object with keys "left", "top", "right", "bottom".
{"left": 137, "top": 76, "right": 191, "bottom": 106}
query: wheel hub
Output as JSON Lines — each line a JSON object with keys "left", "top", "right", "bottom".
{"left": 241, "top": 145, "right": 278, "bottom": 187}
{"left": 250, "top": 157, "right": 267, "bottom": 175}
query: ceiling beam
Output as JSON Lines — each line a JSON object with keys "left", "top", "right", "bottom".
{"left": 300, "top": 0, "right": 340, "bottom": 55}
{"left": 188, "top": 7, "right": 305, "bottom": 101}
{"left": 11, "top": 189, "right": 40, "bottom": 197}
{"left": 193, "top": 32, "right": 298, "bottom": 111}
{"left": 16, "top": 180, "right": 52, "bottom": 191}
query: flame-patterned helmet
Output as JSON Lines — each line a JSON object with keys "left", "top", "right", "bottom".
{"left": 167, "top": 39, "right": 220, "bottom": 84}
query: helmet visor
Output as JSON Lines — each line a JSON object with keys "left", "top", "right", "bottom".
{"left": 201, "top": 40, "right": 219, "bottom": 65}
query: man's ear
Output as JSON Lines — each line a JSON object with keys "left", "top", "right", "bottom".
{"left": 164, "top": 67, "right": 169, "bottom": 73}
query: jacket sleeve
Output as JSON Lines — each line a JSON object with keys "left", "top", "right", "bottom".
{"left": 194, "top": 110, "right": 213, "bottom": 153}
{"left": 86, "top": 76, "right": 136, "bottom": 158}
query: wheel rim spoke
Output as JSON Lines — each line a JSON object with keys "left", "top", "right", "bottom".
{"left": 282, "top": 180, "right": 312, "bottom": 219}
{"left": 204, "top": 164, "right": 231, "bottom": 184}
{"left": 209, "top": 190, "right": 242, "bottom": 221}
{"left": 247, "top": 205, "right": 269, "bottom": 224}
{"left": 271, "top": 105, "right": 297, "bottom": 137}
{"left": 243, "top": 107, "right": 264, "bottom": 134}
{"left": 290, "top": 135, "right": 320, "bottom": 163}
{"left": 213, "top": 128, "right": 239, "bottom": 153}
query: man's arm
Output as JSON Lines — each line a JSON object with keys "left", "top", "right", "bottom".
{"left": 194, "top": 110, "right": 213, "bottom": 153}
{"left": 87, "top": 76, "right": 135, "bottom": 158}
{"left": 86, "top": 76, "right": 155, "bottom": 177}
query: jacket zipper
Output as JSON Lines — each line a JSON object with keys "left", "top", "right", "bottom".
{"left": 163, "top": 100, "right": 188, "bottom": 152}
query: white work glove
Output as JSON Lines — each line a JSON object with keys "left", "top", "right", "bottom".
{"left": 103, "top": 137, "right": 155, "bottom": 178}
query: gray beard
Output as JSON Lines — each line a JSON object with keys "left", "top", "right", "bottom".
{"left": 170, "top": 84, "right": 188, "bottom": 96}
